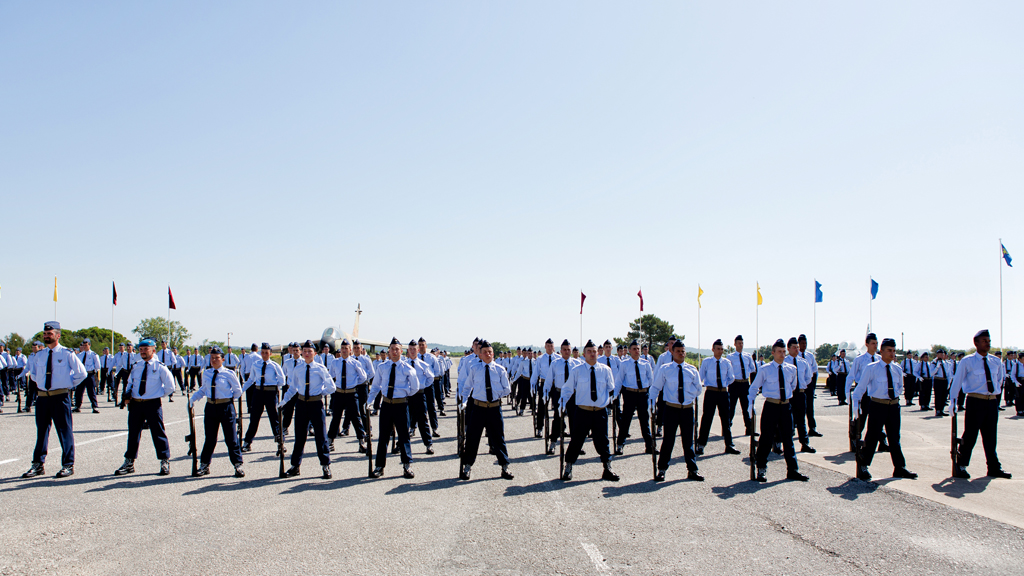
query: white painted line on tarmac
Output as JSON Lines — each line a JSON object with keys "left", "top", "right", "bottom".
{"left": 0, "top": 458, "right": 20, "bottom": 466}
{"left": 581, "top": 542, "right": 611, "bottom": 572}
{"left": 76, "top": 418, "right": 191, "bottom": 446}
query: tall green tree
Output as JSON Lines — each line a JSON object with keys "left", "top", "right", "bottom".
{"left": 25, "top": 327, "right": 132, "bottom": 353}
{"left": 133, "top": 317, "right": 191, "bottom": 349}
{"left": 815, "top": 343, "right": 838, "bottom": 366}
{"left": 4, "top": 332, "right": 25, "bottom": 353}
{"left": 613, "top": 314, "right": 679, "bottom": 358}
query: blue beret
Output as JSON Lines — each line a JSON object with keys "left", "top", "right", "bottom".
{"left": 44, "top": 321, "right": 60, "bottom": 331}
{"left": 138, "top": 338, "right": 156, "bottom": 347}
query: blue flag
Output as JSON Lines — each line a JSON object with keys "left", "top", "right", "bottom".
{"left": 1003, "top": 243, "right": 1013, "bottom": 267}
{"left": 814, "top": 281, "right": 823, "bottom": 303}
{"left": 870, "top": 278, "right": 879, "bottom": 300}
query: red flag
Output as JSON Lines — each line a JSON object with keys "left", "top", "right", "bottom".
{"left": 580, "top": 291, "right": 586, "bottom": 314}
{"left": 112, "top": 281, "right": 117, "bottom": 306}
{"left": 168, "top": 286, "right": 176, "bottom": 310}
{"left": 638, "top": 289, "right": 643, "bottom": 312}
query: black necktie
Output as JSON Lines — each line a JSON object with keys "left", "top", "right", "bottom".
{"left": 304, "top": 365, "right": 311, "bottom": 400}
{"left": 564, "top": 361, "right": 569, "bottom": 382}
{"left": 45, "top": 349, "right": 53, "bottom": 390}
{"left": 386, "top": 363, "right": 396, "bottom": 399}
{"left": 260, "top": 361, "right": 267, "bottom": 386}
{"left": 590, "top": 366, "right": 597, "bottom": 402}
{"left": 529, "top": 359, "right": 533, "bottom": 377}
{"left": 211, "top": 369, "right": 218, "bottom": 401}
{"left": 634, "top": 361, "right": 642, "bottom": 388}
{"left": 778, "top": 364, "right": 786, "bottom": 401}
{"left": 138, "top": 361, "right": 149, "bottom": 396}
{"left": 341, "top": 359, "right": 347, "bottom": 389}
{"left": 716, "top": 359, "right": 722, "bottom": 387}
{"left": 940, "top": 361, "right": 947, "bottom": 379}
{"left": 485, "top": 365, "right": 494, "bottom": 402}
{"left": 740, "top": 355, "right": 746, "bottom": 379}
{"left": 886, "top": 364, "right": 895, "bottom": 399}
{"left": 677, "top": 364, "right": 684, "bottom": 403}
{"left": 983, "top": 357, "right": 995, "bottom": 393}
{"left": 81, "top": 352, "right": 88, "bottom": 368}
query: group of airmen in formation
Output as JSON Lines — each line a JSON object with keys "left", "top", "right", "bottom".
{"left": 4, "top": 322, "right": 1013, "bottom": 485}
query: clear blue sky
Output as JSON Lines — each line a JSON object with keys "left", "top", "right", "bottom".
{"left": 2, "top": 2, "right": 1022, "bottom": 352}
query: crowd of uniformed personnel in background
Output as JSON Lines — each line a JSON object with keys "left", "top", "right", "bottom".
{"left": 2, "top": 322, "right": 1013, "bottom": 485}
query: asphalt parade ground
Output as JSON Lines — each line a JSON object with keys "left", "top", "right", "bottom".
{"left": 1, "top": 379, "right": 1022, "bottom": 576}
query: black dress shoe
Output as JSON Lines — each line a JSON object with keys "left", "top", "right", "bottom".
{"left": 370, "top": 467, "right": 384, "bottom": 478}
{"left": 937, "top": 412, "right": 948, "bottom": 417}
{"left": 285, "top": 466, "right": 301, "bottom": 477}
{"left": 21, "top": 463, "right": 44, "bottom": 478}
{"left": 500, "top": 466, "right": 514, "bottom": 480}
{"left": 800, "top": 444, "right": 816, "bottom": 454}
{"left": 786, "top": 470, "right": 809, "bottom": 482}
{"left": 561, "top": 464, "right": 573, "bottom": 481}
{"left": 241, "top": 442, "right": 252, "bottom": 453}
{"left": 772, "top": 444, "right": 783, "bottom": 455}
{"left": 391, "top": 447, "right": 401, "bottom": 455}
{"left": 614, "top": 447, "right": 624, "bottom": 456}
{"left": 194, "top": 464, "right": 210, "bottom": 477}
{"left": 808, "top": 430, "right": 823, "bottom": 437}
{"left": 687, "top": 470, "right": 705, "bottom": 482}
{"left": 328, "top": 441, "right": 335, "bottom": 452}
{"left": 654, "top": 470, "right": 666, "bottom": 482}
{"left": 92, "top": 408, "right": 100, "bottom": 414}
{"left": 601, "top": 466, "right": 620, "bottom": 482}
{"left": 694, "top": 445, "right": 705, "bottom": 456}
{"left": 322, "top": 466, "right": 332, "bottom": 479}
{"left": 838, "top": 401, "right": 847, "bottom": 406}
{"left": 426, "top": 446, "right": 435, "bottom": 455}
{"left": 403, "top": 467, "right": 415, "bottom": 479}
{"left": 546, "top": 447, "right": 555, "bottom": 456}
{"left": 432, "top": 432, "right": 441, "bottom": 438}
{"left": 857, "top": 467, "right": 872, "bottom": 481}
{"left": 878, "top": 443, "right": 890, "bottom": 453}
{"left": 988, "top": 469, "right": 1012, "bottom": 479}
{"left": 72, "top": 408, "right": 81, "bottom": 413}
{"left": 893, "top": 468, "right": 918, "bottom": 479}
{"left": 459, "top": 465, "right": 471, "bottom": 481}
{"left": 953, "top": 466, "right": 970, "bottom": 479}
{"left": 755, "top": 468, "right": 767, "bottom": 482}
{"left": 56, "top": 465, "right": 74, "bottom": 478}
{"left": 724, "top": 446, "right": 741, "bottom": 455}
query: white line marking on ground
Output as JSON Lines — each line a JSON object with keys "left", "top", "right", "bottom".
{"left": 581, "top": 541, "right": 611, "bottom": 572}
{"left": 75, "top": 418, "right": 190, "bottom": 446}
{"left": 0, "top": 458, "right": 20, "bottom": 466}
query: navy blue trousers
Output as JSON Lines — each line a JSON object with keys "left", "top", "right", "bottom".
{"left": 125, "top": 399, "right": 170, "bottom": 460}
{"left": 33, "top": 392, "right": 75, "bottom": 466}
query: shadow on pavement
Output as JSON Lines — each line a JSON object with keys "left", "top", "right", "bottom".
{"left": 711, "top": 479, "right": 786, "bottom": 499}
{"left": 508, "top": 477, "right": 602, "bottom": 496}
{"left": 386, "top": 477, "right": 463, "bottom": 494}
{"left": 825, "top": 478, "right": 879, "bottom": 500}
{"left": 601, "top": 478, "right": 686, "bottom": 497}
{"left": 823, "top": 452, "right": 856, "bottom": 465}
{"left": 931, "top": 476, "right": 993, "bottom": 499}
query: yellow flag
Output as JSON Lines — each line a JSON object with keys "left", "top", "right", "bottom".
{"left": 53, "top": 277, "right": 58, "bottom": 302}
{"left": 756, "top": 283, "right": 762, "bottom": 306}
{"left": 698, "top": 285, "right": 704, "bottom": 308}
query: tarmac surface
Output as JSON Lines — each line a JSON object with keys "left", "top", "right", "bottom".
{"left": 1, "top": 373, "right": 1022, "bottom": 576}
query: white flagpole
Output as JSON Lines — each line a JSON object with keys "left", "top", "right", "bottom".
{"left": 869, "top": 276, "right": 873, "bottom": 333}
{"left": 1000, "top": 239, "right": 1004, "bottom": 353}
{"left": 697, "top": 285, "right": 701, "bottom": 364}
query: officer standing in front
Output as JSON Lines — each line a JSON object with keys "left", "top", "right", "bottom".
{"left": 748, "top": 339, "right": 809, "bottom": 483}
{"left": 278, "top": 340, "right": 335, "bottom": 479}
{"left": 648, "top": 340, "right": 704, "bottom": 482}
{"left": 696, "top": 339, "right": 738, "bottom": 456}
{"left": 950, "top": 329, "right": 1012, "bottom": 479}
{"left": 188, "top": 346, "right": 245, "bottom": 478}
{"left": 327, "top": 338, "right": 369, "bottom": 454}
{"left": 21, "top": 322, "right": 86, "bottom": 479}
{"left": 850, "top": 337, "right": 917, "bottom": 481}
{"left": 241, "top": 343, "right": 286, "bottom": 455}
{"left": 367, "top": 338, "right": 421, "bottom": 479}
{"left": 74, "top": 338, "right": 101, "bottom": 413}
{"left": 457, "top": 340, "right": 514, "bottom": 481}
{"left": 559, "top": 340, "right": 619, "bottom": 482}
{"left": 116, "top": 339, "right": 176, "bottom": 476}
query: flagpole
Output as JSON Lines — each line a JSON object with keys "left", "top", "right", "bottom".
{"left": 579, "top": 288, "right": 583, "bottom": 349}
{"left": 755, "top": 282, "right": 759, "bottom": 360}
{"left": 697, "top": 285, "right": 701, "bottom": 364}
{"left": 869, "top": 276, "right": 873, "bottom": 333}
{"left": 1000, "top": 238, "right": 1004, "bottom": 353}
